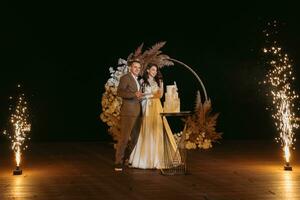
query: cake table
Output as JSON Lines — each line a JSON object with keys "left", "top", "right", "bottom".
{"left": 160, "top": 111, "right": 193, "bottom": 175}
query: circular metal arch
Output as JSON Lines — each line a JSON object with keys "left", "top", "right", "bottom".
{"left": 168, "top": 58, "right": 208, "bottom": 101}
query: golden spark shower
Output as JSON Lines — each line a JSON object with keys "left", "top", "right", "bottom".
{"left": 3, "top": 85, "right": 31, "bottom": 175}
{"left": 263, "top": 21, "right": 299, "bottom": 170}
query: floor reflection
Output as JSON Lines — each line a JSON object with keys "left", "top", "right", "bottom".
{"left": 11, "top": 176, "right": 24, "bottom": 199}
{"left": 283, "top": 171, "right": 295, "bottom": 200}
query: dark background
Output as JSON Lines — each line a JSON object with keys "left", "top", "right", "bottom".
{"left": 1, "top": 2, "right": 300, "bottom": 142}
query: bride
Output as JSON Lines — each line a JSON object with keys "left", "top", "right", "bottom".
{"left": 129, "top": 63, "right": 178, "bottom": 169}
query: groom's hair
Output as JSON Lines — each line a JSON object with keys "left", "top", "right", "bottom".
{"left": 128, "top": 59, "right": 141, "bottom": 67}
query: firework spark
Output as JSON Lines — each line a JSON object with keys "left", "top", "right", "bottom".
{"left": 263, "top": 21, "right": 299, "bottom": 170}
{"left": 3, "top": 85, "right": 31, "bottom": 174}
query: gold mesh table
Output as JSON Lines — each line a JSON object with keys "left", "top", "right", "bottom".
{"left": 160, "top": 111, "right": 192, "bottom": 175}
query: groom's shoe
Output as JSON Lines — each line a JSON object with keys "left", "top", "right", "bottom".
{"left": 114, "top": 163, "right": 123, "bottom": 172}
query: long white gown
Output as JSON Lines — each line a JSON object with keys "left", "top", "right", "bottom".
{"left": 129, "top": 79, "right": 178, "bottom": 169}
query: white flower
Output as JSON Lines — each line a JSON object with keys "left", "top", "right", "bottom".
{"left": 117, "top": 65, "right": 128, "bottom": 74}
{"left": 115, "top": 71, "right": 122, "bottom": 76}
{"left": 115, "top": 74, "right": 122, "bottom": 81}
{"left": 109, "top": 67, "right": 115, "bottom": 73}
{"left": 118, "top": 58, "right": 127, "bottom": 65}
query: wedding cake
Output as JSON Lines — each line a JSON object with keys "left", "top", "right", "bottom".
{"left": 163, "top": 82, "right": 180, "bottom": 113}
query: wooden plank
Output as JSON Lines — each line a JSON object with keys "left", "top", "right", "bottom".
{"left": 0, "top": 140, "right": 299, "bottom": 199}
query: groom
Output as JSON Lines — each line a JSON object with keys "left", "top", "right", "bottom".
{"left": 114, "top": 59, "right": 143, "bottom": 171}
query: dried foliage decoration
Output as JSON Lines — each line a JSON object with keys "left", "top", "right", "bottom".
{"left": 184, "top": 91, "right": 222, "bottom": 149}
{"left": 127, "top": 41, "right": 174, "bottom": 74}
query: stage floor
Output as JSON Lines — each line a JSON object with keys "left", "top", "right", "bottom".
{"left": 0, "top": 140, "right": 300, "bottom": 200}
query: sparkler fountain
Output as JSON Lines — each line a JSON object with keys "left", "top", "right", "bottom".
{"left": 263, "top": 21, "right": 299, "bottom": 171}
{"left": 3, "top": 85, "right": 31, "bottom": 175}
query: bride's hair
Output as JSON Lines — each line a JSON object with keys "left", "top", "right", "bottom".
{"left": 142, "top": 63, "right": 163, "bottom": 87}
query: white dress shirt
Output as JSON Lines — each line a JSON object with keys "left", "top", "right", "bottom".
{"left": 130, "top": 73, "right": 140, "bottom": 91}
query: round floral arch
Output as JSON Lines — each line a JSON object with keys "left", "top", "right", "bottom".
{"left": 100, "top": 56, "right": 221, "bottom": 149}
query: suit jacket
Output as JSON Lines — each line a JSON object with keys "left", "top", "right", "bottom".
{"left": 117, "top": 73, "right": 141, "bottom": 116}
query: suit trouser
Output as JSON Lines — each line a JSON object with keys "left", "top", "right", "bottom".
{"left": 115, "top": 115, "right": 142, "bottom": 164}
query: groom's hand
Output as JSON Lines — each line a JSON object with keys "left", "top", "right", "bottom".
{"left": 135, "top": 91, "right": 144, "bottom": 99}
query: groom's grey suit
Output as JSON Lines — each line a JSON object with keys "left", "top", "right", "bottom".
{"left": 115, "top": 72, "right": 142, "bottom": 165}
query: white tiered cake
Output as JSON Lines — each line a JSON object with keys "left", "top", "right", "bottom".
{"left": 163, "top": 83, "right": 180, "bottom": 113}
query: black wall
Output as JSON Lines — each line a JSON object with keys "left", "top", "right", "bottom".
{"left": 1, "top": 2, "right": 300, "bottom": 141}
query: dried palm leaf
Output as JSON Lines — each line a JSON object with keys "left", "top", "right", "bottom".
{"left": 143, "top": 41, "right": 166, "bottom": 57}
{"left": 184, "top": 92, "right": 222, "bottom": 149}
{"left": 127, "top": 43, "right": 144, "bottom": 63}
{"left": 134, "top": 43, "right": 144, "bottom": 57}
{"left": 156, "top": 55, "right": 174, "bottom": 68}
{"left": 127, "top": 41, "right": 174, "bottom": 75}
{"left": 195, "top": 90, "right": 201, "bottom": 110}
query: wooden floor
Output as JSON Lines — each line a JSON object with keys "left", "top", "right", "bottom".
{"left": 0, "top": 140, "right": 300, "bottom": 200}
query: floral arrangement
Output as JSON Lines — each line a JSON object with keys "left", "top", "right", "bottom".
{"left": 100, "top": 43, "right": 221, "bottom": 150}
{"left": 100, "top": 58, "right": 128, "bottom": 142}
{"left": 181, "top": 91, "right": 222, "bottom": 149}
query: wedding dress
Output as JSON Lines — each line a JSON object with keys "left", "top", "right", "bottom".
{"left": 129, "top": 79, "right": 178, "bottom": 169}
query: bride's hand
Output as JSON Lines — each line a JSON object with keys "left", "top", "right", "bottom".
{"left": 152, "top": 91, "right": 161, "bottom": 99}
